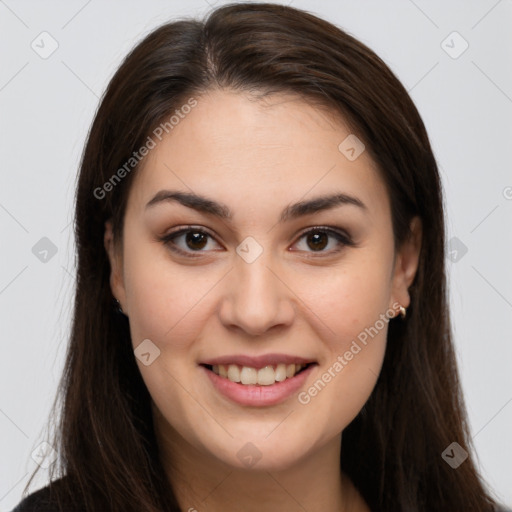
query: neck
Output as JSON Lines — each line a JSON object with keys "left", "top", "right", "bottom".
{"left": 153, "top": 408, "right": 368, "bottom": 512}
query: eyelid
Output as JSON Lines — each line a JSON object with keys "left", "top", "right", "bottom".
{"left": 288, "top": 225, "right": 355, "bottom": 257}
{"left": 159, "top": 225, "right": 223, "bottom": 257}
{"left": 162, "top": 225, "right": 219, "bottom": 241}
{"left": 293, "top": 225, "right": 353, "bottom": 244}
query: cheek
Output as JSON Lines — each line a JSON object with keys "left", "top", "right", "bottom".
{"left": 298, "top": 303, "right": 389, "bottom": 441}
{"left": 122, "top": 239, "right": 216, "bottom": 351}
{"left": 291, "top": 250, "right": 393, "bottom": 345}
{"left": 293, "top": 251, "right": 392, "bottom": 430}
{"left": 121, "top": 242, "right": 218, "bottom": 440}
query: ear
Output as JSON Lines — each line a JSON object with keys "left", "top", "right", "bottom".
{"left": 104, "top": 219, "right": 126, "bottom": 310}
{"left": 390, "top": 216, "right": 422, "bottom": 313}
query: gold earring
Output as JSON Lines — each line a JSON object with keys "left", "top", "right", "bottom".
{"left": 399, "top": 306, "right": 407, "bottom": 319}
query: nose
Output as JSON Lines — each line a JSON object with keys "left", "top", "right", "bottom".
{"left": 218, "top": 253, "right": 295, "bottom": 336}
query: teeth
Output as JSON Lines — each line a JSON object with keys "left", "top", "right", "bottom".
{"left": 257, "top": 366, "right": 276, "bottom": 386}
{"left": 211, "top": 363, "right": 308, "bottom": 386}
{"left": 227, "top": 364, "right": 241, "bottom": 382}
{"left": 240, "top": 366, "right": 258, "bottom": 385}
{"left": 275, "top": 363, "right": 287, "bottom": 382}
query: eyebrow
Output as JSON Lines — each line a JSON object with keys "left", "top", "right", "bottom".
{"left": 145, "top": 189, "right": 367, "bottom": 222}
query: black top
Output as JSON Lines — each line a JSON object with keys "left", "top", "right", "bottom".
{"left": 11, "top": 485, "right": 58, "bottom": 512}
{"left": 11, "top": 478, "right": 78, "bottom": 512}
{"left": 11, "top": 482, "right": 512, "bottom": 512}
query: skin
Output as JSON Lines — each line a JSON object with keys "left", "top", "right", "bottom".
{"left": 105, "top": 89, "right": 422, "bottom": 511}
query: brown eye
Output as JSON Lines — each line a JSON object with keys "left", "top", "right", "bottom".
{"left": 185, "top": 231, "right": 208, "bottom": 250}
{"left": 292, "top": 227, "right": 354, "bottom": 255}
{"left": 160, "top": 227, "right": 222, "bottom": 257}
{"left": 306, "top": 231, "right": 329, "bottom": 251}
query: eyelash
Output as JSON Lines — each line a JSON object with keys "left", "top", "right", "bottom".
{"left": 158, "top": 225, "right": 355, "bottom": 258}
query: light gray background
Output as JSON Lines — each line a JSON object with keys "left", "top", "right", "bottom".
{"left": 1, "top": 0, "right": 511, "bottom": 509}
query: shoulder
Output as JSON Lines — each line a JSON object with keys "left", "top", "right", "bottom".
{"left": 10, "top": 478, "right": 69, "bottom": 512}
{"left": 11, "top": 485, "right": 55, "bottom": 512}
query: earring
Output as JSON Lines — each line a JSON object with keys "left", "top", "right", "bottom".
{"left": 114, "top": 298, "right": 125, "bottom": 315}
{"left": 399, "top": 306, "right": 407, "bottom": 319}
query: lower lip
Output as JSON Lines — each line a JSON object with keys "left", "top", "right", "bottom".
{"left": 202, "top": 364, "right": 316, "bottom": 407}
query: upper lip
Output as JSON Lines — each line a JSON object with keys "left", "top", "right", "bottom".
{"left": 200, "top": 353, "right": 316, "bottom": 369}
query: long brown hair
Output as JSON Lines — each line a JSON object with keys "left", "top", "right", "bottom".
{"left": 23, "top": 3, "right": 499, "bottom": 511}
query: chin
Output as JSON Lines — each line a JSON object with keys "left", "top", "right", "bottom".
{"left": 201, "top": 431, "right": 317, "bottom": 472}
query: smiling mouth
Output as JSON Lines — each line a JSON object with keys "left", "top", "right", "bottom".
{"left": 202, "top": 363, "right": 315, "bottom": 386}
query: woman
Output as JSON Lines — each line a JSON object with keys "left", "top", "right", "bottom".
{"left": 12, "top": 2, "right": 508, "bottom": 511}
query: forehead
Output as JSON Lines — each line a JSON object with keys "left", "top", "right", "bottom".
{"left": 127, "top": 89, "right": 389, "bottom": 220}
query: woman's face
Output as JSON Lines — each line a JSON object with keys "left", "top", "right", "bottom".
{"left": 106, "top": 89, "right": 420, "bottom": 471}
